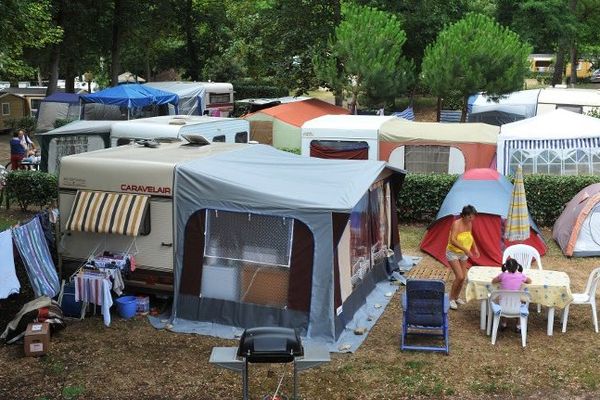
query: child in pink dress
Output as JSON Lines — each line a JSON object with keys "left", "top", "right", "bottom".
{"left": 492, "top": 258, "right": 532, "bottom": 330}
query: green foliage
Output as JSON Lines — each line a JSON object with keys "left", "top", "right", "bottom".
{"left": 279, "top": 147, "right": 301, "bottom": 155}
{"left": 53, "top": 118, "right": 76, "bottom": 129}
{"left": 233, "top": 80, "right": 289, "bottom": 100}
{"left": 586, "top": 108, "right": 600, "bottom": 119}
{"left": 523, "top": 174, "right": 600, "bottom": 227}
{"left": 5, "top": 116, "right": 36, "bottom": 133}
{"left": 314, "top": 3, "right": 414, "bottom": 110}
{"left": 0, "top": 0, "right": 62, "bottom": 79}
{"left": 398, "top": 174, "right": 458, "bottom": 223}
{"left": 398, "top": 173, "right": 600, "bottom": 227}
{"left": 5, "top": 171, "right": 58, "bottom": 212}
{"left": 422, "top": 13, "right": 532, "bottom": 119}
{"left": 62, "top": 385, "right": 85, "bottom": 400}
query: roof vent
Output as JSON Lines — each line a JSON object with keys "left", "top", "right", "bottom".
{"left": 169, "top": 118, "right": 187, "bottom": 125}
{"left": 182, "top": 134, "right": 210, "bottom": 146}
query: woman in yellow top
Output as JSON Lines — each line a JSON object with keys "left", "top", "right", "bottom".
{"left": 447, "top": 205, "right": 480, "bottom": 310}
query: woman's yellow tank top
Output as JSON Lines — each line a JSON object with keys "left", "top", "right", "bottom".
{"left": 447, "top": 231, "right": 474, "bottom": 254}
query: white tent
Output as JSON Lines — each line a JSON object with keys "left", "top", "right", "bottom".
{"left": 497, "top": 109, "right": 600, "bottom": 176}
{"left": 145, "top": 81, "right": 206, "bottom": 116}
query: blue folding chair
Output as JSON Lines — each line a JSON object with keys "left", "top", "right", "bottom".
{"left": 401, "top": 279, "right": 449, "bottom": 354}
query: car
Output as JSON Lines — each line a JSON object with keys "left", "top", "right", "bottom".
{"left": 590, "top": 69, "right": 600, "bottom": 83}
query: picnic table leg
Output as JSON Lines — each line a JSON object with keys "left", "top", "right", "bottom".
{"left": 480, "top": 299, "right": 487, "bottom": 330}
{"left": 547, "top": 307, "right": 555, "bottom": 336}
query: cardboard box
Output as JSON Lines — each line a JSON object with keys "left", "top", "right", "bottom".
{"left": 24, "top": 322, "right": 50, "bottom": 357}
{"left": 240, "top": 265, "right": 289, "bottom": 307}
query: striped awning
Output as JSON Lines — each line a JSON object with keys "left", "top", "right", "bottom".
{"left": 66, "top": 191, "right": 150, "bottom": 236}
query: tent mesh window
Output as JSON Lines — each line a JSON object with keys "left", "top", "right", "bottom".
{"left": 592, "top": 152, "right": 600, "bottom": 175}
{"left": 49, "top": 136, "right": 105, "bottom": 172}
{"left": 202, "top": 210, "right": 294, "bottom": 308}
{"left": 404, "top": 145, "right": 449, "bottom": 173}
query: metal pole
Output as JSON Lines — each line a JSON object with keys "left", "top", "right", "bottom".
{"left": 293, "top": 360, "right": 298, "bottom": 400}
{"left": 242, "top": 358, "right": 249, "bottom": 400}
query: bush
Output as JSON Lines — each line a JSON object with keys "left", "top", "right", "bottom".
{"left": 279, "top": 147, "right": 301, "bottom": 155}
{"left": 5, "top": 116, "right": 36, "bottom": 133}
{"left": 398, "top": 174, "right": 458, "bottom": 223}
{"left": 5, "top": 171, "right": 58, "bottom": 211}
{"left": 397, "top": 173, "right": 600, "bottom": 227}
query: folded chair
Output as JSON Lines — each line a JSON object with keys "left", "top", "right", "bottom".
{"left": 488, "top": 290, "right": 530, "bottom": 347}
{"left": 401, "top": 279, "right": 449, "bottom": 354}
{"left": 561, "top": 267, "right": 600, "bottom": 333}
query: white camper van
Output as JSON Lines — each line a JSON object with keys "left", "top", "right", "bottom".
{"left": 58, "top": 142, "right": 247, "bottom": 289}
{"left": 201, "top": 82, "right": 234, "bottom": 117}
{"left": 537, "top": 88, "right": 600, "bottom": 115}
{"left": 301, "top": 115, "right": 395, "bottom": 160}
{"left": 110, "top": 115, "right": 249, "bottom": 146}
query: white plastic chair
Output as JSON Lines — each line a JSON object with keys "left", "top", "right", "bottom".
{"left": 488, "top": 290, "right": 530, "bottom": 347}
{"left": 502, "top": 244, "right": 543, "bottom": 270}
{"left": 503, "top": 244, "right": 542, "bottom": 313}
{"left": 561, "top": 267, "right": 600, "bottom": 333}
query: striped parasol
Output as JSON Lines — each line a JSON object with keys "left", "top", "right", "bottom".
{"left": 504, "top": 164, "right": 530, "bottom": 241}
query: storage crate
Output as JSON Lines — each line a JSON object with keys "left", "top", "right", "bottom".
{"left": 136, "top": 296, "right": 150, "bottom": 315}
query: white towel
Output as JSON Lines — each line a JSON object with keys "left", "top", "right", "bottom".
{"left": 0, "top": 229, "right": 20, "bottom": 299}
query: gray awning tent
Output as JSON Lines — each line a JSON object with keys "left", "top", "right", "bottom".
{"left": 35, "top": 93, "right": 81, "bottom": 133}
{"left": 171, "top": 144, "right": 405, "bottom": 343}
{"left": 37, "top": 120, "right": 114, "bottom": 173}
{"left": 145, "top": 81, "right": 206, "bottom": 116}
{"left": 468, "top": 89, "right": 540, "bottom": 126}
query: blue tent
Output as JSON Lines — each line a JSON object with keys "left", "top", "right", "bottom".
{"left": 43, "top": 92, "right": 80, "bottom": 104}
{"left": 81, "top": 84, "right": 179, "bottom": 110}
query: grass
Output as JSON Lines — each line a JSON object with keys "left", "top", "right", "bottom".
{"left": 1, "top": 220, "right": 600, "bottom": 399}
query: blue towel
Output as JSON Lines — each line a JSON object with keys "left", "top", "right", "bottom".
{"left": 0, "top": 229, "right": 20, "bottom": 299}
{"left": 12, "top": 218, "right": 59, "bottom": 298}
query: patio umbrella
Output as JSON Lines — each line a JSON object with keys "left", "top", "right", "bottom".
{"left": 504, "top": 164, "right": 530, "bottom": 241}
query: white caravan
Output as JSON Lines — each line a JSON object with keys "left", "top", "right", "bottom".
{"left": 301, "top": 115, "right": 395, "bottom": 161}
{"left": 537, "top": 88, "right": 600, "bottom": 115}
{"left": 110, "top": 115, "right": 249, "bottom": 146}
{"left": 58, "top": 142, "right": 247, "bottom": 289}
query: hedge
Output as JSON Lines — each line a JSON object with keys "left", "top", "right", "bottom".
{"left": 397, "top": 173, "right": 600, "bottom": 227}
{"left": 5, "top": 171, "right": 58, "bottom": 212}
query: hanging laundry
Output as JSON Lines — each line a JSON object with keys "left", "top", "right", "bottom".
{"left": 12, "top": 218, "right": 60, "bottom": 298}
{"left": 0, "top": 229, "right": 20, "bottom": 299}
{"left": 74, "top": 272, "right": 113, "bottom": 326}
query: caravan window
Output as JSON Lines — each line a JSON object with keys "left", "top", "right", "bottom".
{"left": 404, "top": 145, "right": 450, "bottom": 173}
{"left": 556, "top": 104, "right": 583, "bottom": 114}
{"left": 212, "top": 135, "right": 226, "bottom": 142}
{"left": 235, "top": 131, "right": 248, "bottom": 143}
{"left": 209, "top": 93, "right": 231, "bottom": 104}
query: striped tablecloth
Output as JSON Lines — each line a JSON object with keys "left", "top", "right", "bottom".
{"left": 465, "top": 266, "right": 574, "bottom": 308}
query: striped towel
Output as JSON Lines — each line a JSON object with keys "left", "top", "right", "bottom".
{"left": 12, "top": 218, "right": 60, "bottom": 298}
{"left": 392, "top": 106, "right": 415, "bottom": 121}
{"left": 0, "top": 229, "right": 20, "bottom": 299}
{"left": 440, "top": 110, "right": 462, "bottom": 123}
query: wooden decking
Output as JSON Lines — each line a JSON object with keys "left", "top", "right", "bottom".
{"left": 405, "top": 263, "right": 451, "bottom": 282}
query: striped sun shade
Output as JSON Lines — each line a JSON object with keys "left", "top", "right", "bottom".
{"left": 66, "top": 191, "right": 150, "bottom": 236}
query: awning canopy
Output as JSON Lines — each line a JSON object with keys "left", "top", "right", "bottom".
{"left": 80, "top": 84, "right": 179, "bottom": 109}
{"left": 66, "top": 191, "right": 150, "bottom": 236}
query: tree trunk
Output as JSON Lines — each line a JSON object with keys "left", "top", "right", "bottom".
{"left": 569, "top": 45, "right": 577, "bottom": 88}
{"left": 552, "top": 45, "right": 566, "bottom": 86}
{"left": 47, "top": 47, "right": 61, "bottom": 96}
{"left": 436, "top": 97, "right": 441, "bottom": 122}
{"left": 145, "top": 54, "right": 151, "bottom": 82}
{"left": 184, "top": 0, "right": 199, "bottom": 81}
{"left": 332, "top": 0, "right": 343, "bottom": 107}
{"left": 65, "top": 63, "right": 75, "bottom": 93}
{"left": 461, "top": 96, "right": 469, "bottom": 123}
{"left": 110, "top": 0, "right": 124, "bottom": 86}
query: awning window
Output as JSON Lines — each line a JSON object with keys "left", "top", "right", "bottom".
{"left": 66, "top": 190, "right": 150, "bottom": 236}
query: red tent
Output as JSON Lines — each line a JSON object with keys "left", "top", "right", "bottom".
{"left": 420, "top": 168, "right": 546, "bottom": 267}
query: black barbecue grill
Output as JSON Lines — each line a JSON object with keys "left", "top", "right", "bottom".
{"left": 237, "top": 327, "right": 304, "bottom": 399}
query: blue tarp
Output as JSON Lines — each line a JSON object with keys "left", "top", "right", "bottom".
{"left": 81, "top": 84, "right": 179, "bottom": 109}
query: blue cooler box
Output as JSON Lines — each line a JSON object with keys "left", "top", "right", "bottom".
{"left": 61, "top": 282, "right": 83, "bottom": 317}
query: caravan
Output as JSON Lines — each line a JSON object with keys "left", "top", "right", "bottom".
{"left": 110, "top": 115, "right": 249, "bottom": 146}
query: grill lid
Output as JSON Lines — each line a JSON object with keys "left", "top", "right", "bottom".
{"left": 237, "top": 327, "right": 304, "bottom": 363}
